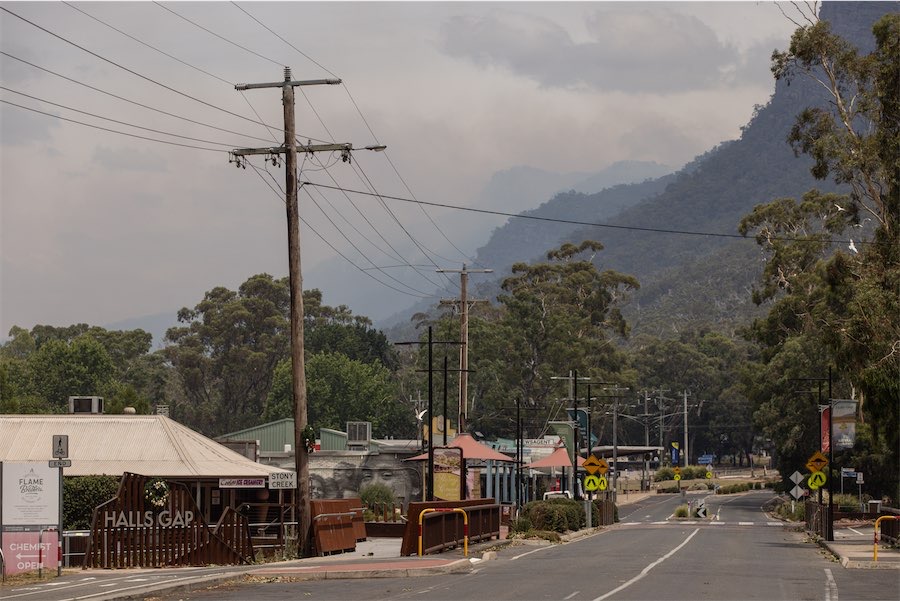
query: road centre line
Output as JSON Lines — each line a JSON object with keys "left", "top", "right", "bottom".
{"left": 591, "top": 529, "right": 700, "bottom": 601}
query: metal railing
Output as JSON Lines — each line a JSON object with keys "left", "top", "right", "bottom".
{"left": 880, "top": 507, "right": 900, "bottom": 545}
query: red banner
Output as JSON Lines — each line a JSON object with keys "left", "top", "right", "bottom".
{"left": 820, "top": 406, "right": 831, "bottom": 453}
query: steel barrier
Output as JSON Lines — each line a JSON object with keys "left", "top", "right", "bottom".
{"left": 874, "top": 515, "right": 899, "bottom": 562}
{"left": 419, "top": 508, "right": 468, "bottom": 557}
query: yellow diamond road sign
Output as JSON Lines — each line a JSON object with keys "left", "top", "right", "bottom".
{"left": 673, "top": 466, "right": 682, "bottom": 475}
{"left": 597, "top": 458, "right": 609, "bottom": 475}
{"left": 808, "top": 471, "right": 827, "bottom": 490}
{"left": 806, "top": 450, "right": 829, "bottom": 473}
{"left": 583, "top": 456, "right": 602, "bottom": 475}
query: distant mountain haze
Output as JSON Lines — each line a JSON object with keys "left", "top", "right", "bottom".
{"left": 380, "top": 0, "right": 898, "bottom": 341}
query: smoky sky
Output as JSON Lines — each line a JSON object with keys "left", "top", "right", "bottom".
{"left": 439, "top": 7, "right": 766, "bottom": 94}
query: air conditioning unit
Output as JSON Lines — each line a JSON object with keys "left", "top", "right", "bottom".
{"left": 69, "top": 396, "right": 104, "bottom": 414}
{"left": 346, "top": 421, "right": 371, "bottom": 450}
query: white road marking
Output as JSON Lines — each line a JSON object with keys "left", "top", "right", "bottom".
{"left": 510, "top": 545, "right": 554, "bottom": 561}
{"left": 682, "top": 521, "right": 697, "bottom": 525}
{"left": 620, "top": 522, "right": 640, "bottom": 526}
{"left": 591, "top": 529, "right": 700, "bottom": 601}
{"left": 564, "top": 591, "right": 580, "bottom": 600}
{"left": 824, "top": 568, "right": 838, "bottom": 601}
{"left": 652, "top": 521, "right": 668, "bottom": 525}
{"left": 847, "top": 527, "right": 865, "bottom": 536}
{"left": 767, "top": 522, "right": 783, "bottom": 526}
{"left": 124, "top": 578, "right": 150, "bottom": 582}
{"left": 739, "top": 521, "right": 754, "bottom": 526}
{"left": 709, "top": 521, "right": 724, "bottom": 525}
{"left": 99, "top": 583, "right": 118, "bottom": 588}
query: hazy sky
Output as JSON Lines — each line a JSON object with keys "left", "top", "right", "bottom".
{"left": 0, "top": 1, "right": 798, "bottom": 338}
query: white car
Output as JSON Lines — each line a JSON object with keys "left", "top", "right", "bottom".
{"left": 543, "top": 490, "right": 573, "bottom": 500}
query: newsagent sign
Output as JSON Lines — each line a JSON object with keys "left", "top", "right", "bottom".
{"left": 1, "top": 462, "right": 59, "bottom": 526}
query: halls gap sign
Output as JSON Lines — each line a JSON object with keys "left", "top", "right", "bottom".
{"left": 103, "top": 510, "right": 195, "bottom": 528}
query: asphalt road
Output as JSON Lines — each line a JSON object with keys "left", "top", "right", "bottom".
{"left": 153, "top": 491, "right": 899, "bottom": 601}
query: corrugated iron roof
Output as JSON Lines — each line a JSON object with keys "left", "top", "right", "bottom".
{"left": 0, "top": 415, "right": 291, "bottom": 478}
{"left": 217, "top": 418, "right": 295, "bottom": 453}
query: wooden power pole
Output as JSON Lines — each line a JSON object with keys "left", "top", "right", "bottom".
{"left": 438, "top": 264, "right": 492, "bottom": 433}
{"left": 232, "top": 67, "right": 383, "bottom": 556}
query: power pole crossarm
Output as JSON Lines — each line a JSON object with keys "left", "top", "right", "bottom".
{"left": 236, "top": 78, "right": 341, "bottom": 90}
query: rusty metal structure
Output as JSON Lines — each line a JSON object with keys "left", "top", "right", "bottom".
{"left": 85, "top": 473, "right": 254, "bottom": 568}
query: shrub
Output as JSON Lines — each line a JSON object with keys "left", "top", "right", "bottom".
{"left": 522, "top": 499, "right": 585, "bottom": 533}
{"left": 674, "top": 504, "right": 689, "bottom": 518}
{"left": 64, "top": 475, "right": 120, "bottom": 530}
{"left": 360, "top": 483, "right": 396, "bottom": 507}
{"left": 510, "top": 516, "right": 533, "bottom": 533}
{"left": 655, "top": 467, "right": 674, "bottom": 481}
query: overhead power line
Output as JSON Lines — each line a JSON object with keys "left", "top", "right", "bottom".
{"left": 0, "top": 6, "right": 305, "bottom": 136}
{"left": 247, "top": 161, "right": 433, "bottom": 300}
{"left": 1, "top": 86, "right": 241, "bottom": 148}
{"left": 0, "top": 51, "right": 283, "bottom": 145}
{"left": 1, "top": 99, "right": 225, "bottom": 153}
{"left": 303, "top": 182, "right": 877, "bottom": 246}
{"left": 227, "top": 1, "right": 477, "bottom": 267}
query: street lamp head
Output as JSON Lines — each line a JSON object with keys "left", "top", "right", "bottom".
{"left": 364, "top": 145, "right": 387, "bottom": 152}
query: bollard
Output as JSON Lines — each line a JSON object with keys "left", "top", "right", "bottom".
{"left": 873, "top": 515, "right": 899, "bottom": 562}
{"left": 418, "top": 508, "right": 469, "bottom": 557}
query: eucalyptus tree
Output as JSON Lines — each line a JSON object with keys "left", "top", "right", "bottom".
{"left": 740, "top": 12, "right": 899, "bottom": 496}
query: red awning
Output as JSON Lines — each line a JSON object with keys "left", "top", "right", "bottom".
{"left": 404, "top": 433, "right": 513, "bottom": 462}
{"left": 524, "top": 446, "right": 585, "bottom": 469}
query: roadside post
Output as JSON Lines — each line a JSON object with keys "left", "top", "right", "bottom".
{"left": 51, "top": 434, "right": 70, "bottom": 577}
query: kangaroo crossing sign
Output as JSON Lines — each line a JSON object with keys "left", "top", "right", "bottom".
{"left": 805, "top": 450, "right": 828, "bottom": 474}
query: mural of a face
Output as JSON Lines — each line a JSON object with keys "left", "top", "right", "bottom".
{"left": 355, "top": 454, "right": 421, "bottom": 507}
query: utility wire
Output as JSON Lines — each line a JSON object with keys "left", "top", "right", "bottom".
{"left": 1, "top": 86, "right": 241, "bottom": 148}
{"left": 0, "top": 51, "right": 282, "bottom": 145}
{"left": 309, "top": 156, "right": 450, "bottom": 290}
{"left": 61, "top": 1, "right": 233, "bottom": 86}
{"left": 302, "top": 185, "right": 438, "bottom": 297}
{"left": 228, "top": 1, "right": 476, "bottom": 267}
{"left": 1, "top": 99, "right": 225, "bottom": 153}
{"left": 247, "top": 161, "right": 433, "bottom": 299}
{"left": 58, "top": 2, "right": 284, "bottom": 143}
{"left": 152, "top": 1, "right": 283, "bottom": 68}
{"left": 0, "top": 6, "right": 305, "bottom": 136}
{"left": 304, "top": 183, "right": 879, "bottom": 246}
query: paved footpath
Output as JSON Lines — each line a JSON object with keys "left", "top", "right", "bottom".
{"left": 1, "top": 492, "right": 896, "bottom": 601}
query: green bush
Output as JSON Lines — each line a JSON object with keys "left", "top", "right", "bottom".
{"left": 510, "top": 516, "right": 533, "bottom": 533}
{"left": 64, "top": 475, "right": 120, "bottom": 530}
{"left": 522, "top": 499, "right": 585, "bottom": 533}
{"left": 655, "top": 467, "right": 674, "bottom": 481}
{"left": 360, "top": 483, "right": 396, "bottom": 506}
{"left": 674, "top": 504, "right": 689, "bottom": 518}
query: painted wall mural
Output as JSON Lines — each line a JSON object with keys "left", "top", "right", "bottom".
{"left": 305, "top": 452, "right": 423, "bottom": 509}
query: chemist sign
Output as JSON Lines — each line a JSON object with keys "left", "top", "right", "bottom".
{"left": 1, "top": 462, "right": 59, "bottom": 526}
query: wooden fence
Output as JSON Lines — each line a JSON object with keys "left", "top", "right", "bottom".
{"left": 400, "top": 498, "right": 500, "bottom": 556}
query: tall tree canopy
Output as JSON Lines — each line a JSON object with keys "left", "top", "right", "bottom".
{"left": 741, "top": 13, "right": 899, "bottom": 499}
{"left": 0, "top": 324, "right": 161, "bottom": 414}
{"left": 164, "top": 274, "right": 398, "bottom": 436}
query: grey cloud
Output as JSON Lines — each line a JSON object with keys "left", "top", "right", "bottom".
{"left": 0, "top": 106, "right": 57, "bottom": 145}
{"left": 615, "top": 118, "right": 703, "bottom": 163}
{"left": 92, "top": 146, "right": 167, "bottom": 173}
{"left": 439, "top": 8, "right": 742, "bottom": 93}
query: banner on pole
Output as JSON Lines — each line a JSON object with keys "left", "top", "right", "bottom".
{"left": 820, "top": 406, "right": 831, "bottom": 453}
{"left": 831, "top": 400, "right": 857, "bottom": 451}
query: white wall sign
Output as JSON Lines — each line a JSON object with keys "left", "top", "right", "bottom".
{"left": 268, "top": 472, "right": 297, "bottom": 489}
{"left": 1, "top": 462, "right": 59, "bottom": 526}
{"left": 218, "top": 478, "right": 265, "bottom": 488}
